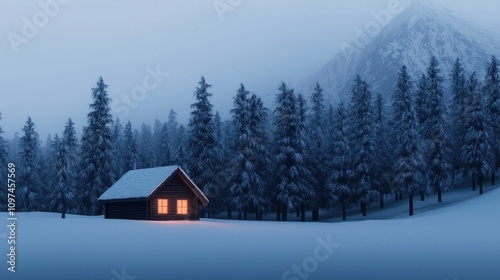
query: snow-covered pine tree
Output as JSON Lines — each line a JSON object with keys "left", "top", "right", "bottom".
{"left": 449, "top": 58, "right": 468, "bottom": 177}
{"left": 61, "top": 118, "right": 78, "bottom": 213}
{"left": 415, "top": 74, "right": 429, "bottom": 129}
{"left": 248, "top": 93, "right": 270, "bottom": 220}
{"left": 373, "top": 93, "right": 392, "bottom": 209}
{"left": 422, "top": 57, "right": 453, "bottom": 202}
{"left": 229, "top": 84, "right": 269, "bottom": 220}
{"left": 273, "top": 82, "right": 312, "bottom": 221}
{"left": 173, "top": 124, "right": 188, "bottom": 171}
{"left": 229, "top": 84, "right": 251, "bottom": 219}
{"left": 484, "top": 56, "right": 500, "bottom": 185}
{"left": 52, "top": 129, "right": 77, "bottom": 218}
{"left": 329, "top": 102, "right": 353, "bottom": 220}
{"left": 462, "top": 72, "right": 494, "bottom": 195}
{"left": 39, "top": 134, "right": 57, "bottom": 211}
{"left": 391, "top": 65, "right": 425, "bottom": 216}
{"left": 156, "top": 122, "right": 172, "bottom": 166}
{"left": 79, "top": 77, "right": 114, "bottom": 215}
{"left": 111, "top": 119, "right": 124, "bottom": 178}
{"left": 137, "top": 123, "right": 154, "bottom": 168}
{"left": 296, "top": 93, "right": 312, "bottom": 221}
{"left": 18, "top": 117, "right": 41, "bottom": 211}
{"left": 122, "top": 121, "right": 137, "bottom": 173}
{"left": 0, "top": 113, "right": 8, "bottom": 211}
{"left": 187, "top": 77, "right": 221, "bottom": 217}
{"left": 307, "top": 83, "right": 330, "bottom": 221}
{"left": 348, "top": 75, "right": 377, "bottom": 216}
{"left": 166, "top": 109, "right": 180, "bottom": 154}
{"left": 414, "top": 73, "right": 430, "bottom": 201}
{"left": 210, "top": 110, "right": 231, "bottom": 216}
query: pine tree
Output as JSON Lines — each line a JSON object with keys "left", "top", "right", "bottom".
{"left": 329, "top": 103, "right": 353, "bottom": 220}
{"left": 61, "top": 118, "right": 78, "bottom": 213}
{"left": 449, "top": 58, "right": 468, "bottom": 177}
{"left": 187, "top": 77, "right": 221, "bottom": 216}
{"left": 307, "top": 83, "right": 330, "bottom": 221}
{"left": 111, "top": 119, "right": 124, "bottom": 178}
{"left": 122, "top": 121, "right": 137, "bottom": 172}
{"left": 348, "top": 75, "right": 376, "bottom": 216}
{"left": 174, "top": 124, "right": 188, "bottom": 171}
{"left": 273, "top": 82, "right": 312, "bottom": 221}
{"left": 415, "top": 74, "right": 429, "bottom": 129}
{"left": 137, "top": 123, "right": 154, "bottom": 168}
{"left": 0, "top": 113, "right": 8, "bottom": 211}
{"left": 229, "top": 84, "right": 269, "bottom": 220}
{"left": 53, "top": 125, "right": 77, "bottom": 218}
{"left": 39, "top": 134, "right": 57, "bottom": 211}
{"left": 79, "top": 77, "right": 114, "bottom": 215}
{"left": 166, "top": 109, "right": 180, "bottom": 154}
{"left": 462, "top": 72, "right": 494, "bottom": 194}
{"left": 391, "top": 65, "right": 425, "bottom": 216}
{"left": 18, "top": 117, "right": 41, "bottom": 211}
{"left": 248, "top": 93, "right": 270, "bottom": 220}
{"left": 422, "top": 57, "right": 453, "bottom": 202}
{"left": 156, "top": 122, "right": 172, "bottom": 166}
{"left": 484, "top": 56, "right": 500, "bottom": 185}
{"left": 373, "top": 93, "right": 392, "bottom": 209}
{"left": 229, "top": 84, "right": 251, "bottom": 218}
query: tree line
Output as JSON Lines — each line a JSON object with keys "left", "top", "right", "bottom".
{"left": 0, "top": 56, "right": 499, "bottom": 220}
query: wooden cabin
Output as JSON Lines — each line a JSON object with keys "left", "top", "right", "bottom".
{"left": 98, "top": 166, "right": 209, "bottom": 220}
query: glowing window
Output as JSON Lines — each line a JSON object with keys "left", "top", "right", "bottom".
{"left": 158, "top": 199, "right": 168, "bottom": 214}
{"left": 177, "top": 200, "right": 188, "bottom": 214}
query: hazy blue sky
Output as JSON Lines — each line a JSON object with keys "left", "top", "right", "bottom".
{"left": 1, "top": 0, "right": 499, "bottom": 140}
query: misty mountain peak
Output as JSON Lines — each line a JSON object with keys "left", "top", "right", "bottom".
{"left": 307, "top": 0, "right": 500, "bottom": 103}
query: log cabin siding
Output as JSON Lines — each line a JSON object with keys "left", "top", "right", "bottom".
{"left": 99, "top": 166, "right": 207, "bottom": 220}
{"left": 148, "top": 173, "right": 200, "bottom": 220}
{"left": 104, "top": 200, "right": 147, "bottom": 220}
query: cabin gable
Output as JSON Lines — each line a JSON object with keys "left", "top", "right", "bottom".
{"left": 148, "top": 172, "right": 201, "bottom": 220}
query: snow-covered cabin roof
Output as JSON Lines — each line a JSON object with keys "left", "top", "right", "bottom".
{"left": 98, "top": 166, "right": 209, "bottom": 205}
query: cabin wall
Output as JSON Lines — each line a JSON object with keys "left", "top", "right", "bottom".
{"left": 149, "top": 173, "right": 200, "bottom": 220}
{"left": 104, "top": 200, "right": 147, "bottom": 220}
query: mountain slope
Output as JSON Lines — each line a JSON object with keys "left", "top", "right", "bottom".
{"left": 306, "top": 1, "right": 500, "bottom": 102}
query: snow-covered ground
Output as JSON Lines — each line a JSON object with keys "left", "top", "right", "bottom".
{"left": 1, "top": 184, "right": 499, "bottom": 280}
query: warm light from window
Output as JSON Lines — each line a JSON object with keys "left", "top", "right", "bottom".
{"left": 177, "top": 200, "right": 188, "bottom": 214}
{"left": 158, "top": 199, "right": 168, "bottom": 214}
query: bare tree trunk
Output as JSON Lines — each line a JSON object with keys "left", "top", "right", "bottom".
{"left": 380, "top": 194, "right": 384, "bottom": 209}
{"left": 409, "top": 195, "right": 414, "bottom": 216}
{"left": 312, "top": 207, "right": 319, "bottom": 221}
{"left": 300, "top": 205, "right": 305, "bottom": 222}
{"left": 472, "top": 175, "right": 476, "bottom": 191}
{"left": 480, "top": 174, "right": 484, "bottom": 195}
{"left": 342, "top": 205, "right": 346, "bottom": 221}
{"left": 420, "top": 192, "right": 425, "bottom": 201}
{"left": 438, "top": 189, "right": 442, "bottom": 203}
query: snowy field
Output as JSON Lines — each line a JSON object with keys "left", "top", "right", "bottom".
{"left": 1, "top": 184, "right": 499, "bottom": 280}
